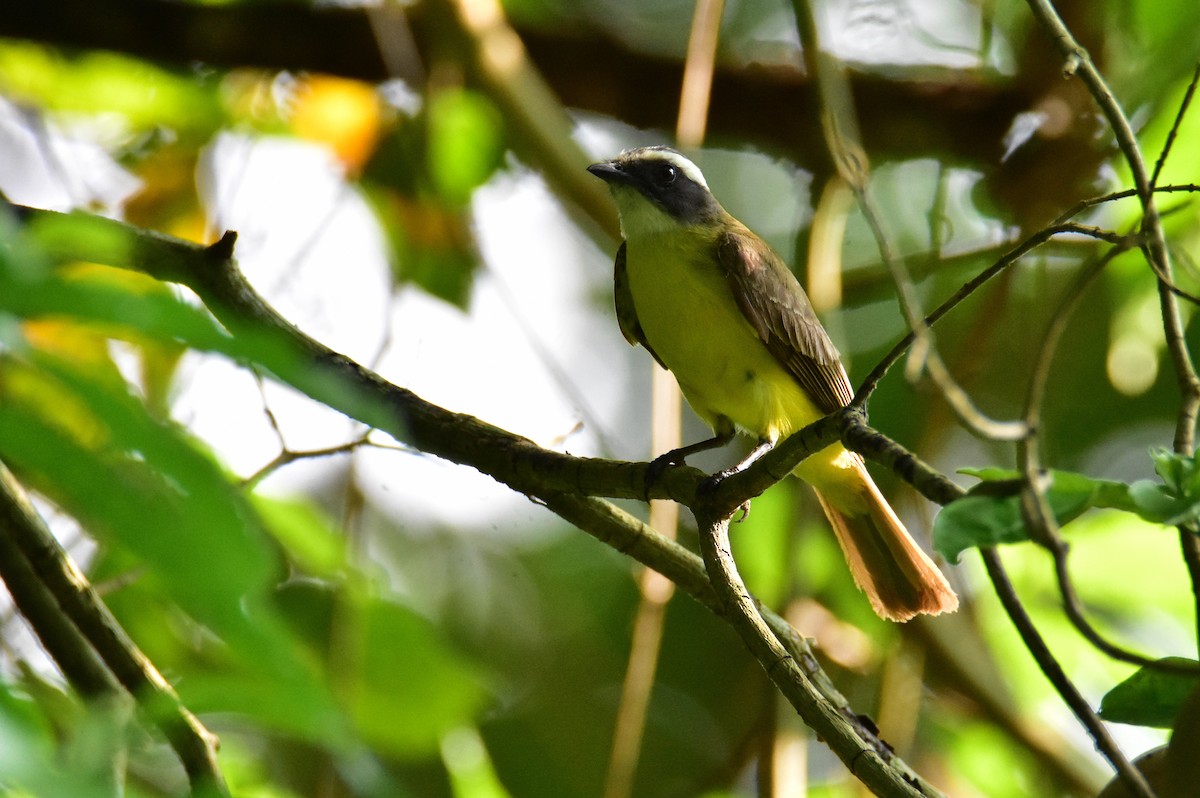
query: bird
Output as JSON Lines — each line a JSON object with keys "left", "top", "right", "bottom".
{"left": 587, "top": 146, "right": 957, "bottom": 622}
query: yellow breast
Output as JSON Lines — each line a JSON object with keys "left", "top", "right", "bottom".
{"left": 623, "top": 231, "right": 825, "bottom": 442}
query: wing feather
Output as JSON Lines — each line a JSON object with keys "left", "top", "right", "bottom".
{"left": 614, "top": 242, "right": 668, "bottom": 370}
{"left": 716, "top": 228, "right": 853, "bottom": 414}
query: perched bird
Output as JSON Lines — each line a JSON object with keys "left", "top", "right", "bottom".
{"left": 588, "top": 146, "right": 957, "bottom": 621}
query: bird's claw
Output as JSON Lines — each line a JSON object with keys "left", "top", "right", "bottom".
{"left": 700, "top": 464, "right": 740, "bottom": 493}
{"left": 644, "top": 452, "right": 685, "bottom": 501}
{"left": 698, "top": 470, "right": 752, "bottom": 522}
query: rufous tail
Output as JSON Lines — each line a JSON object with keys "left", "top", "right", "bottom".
{"left": 811, "top": 458, "right": 957, "bottom": 622}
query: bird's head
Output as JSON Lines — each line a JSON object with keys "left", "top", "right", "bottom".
{"left": 588, "top": 147, "right": 722, "bottom": 238}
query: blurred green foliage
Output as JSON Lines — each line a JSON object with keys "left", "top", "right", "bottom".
{"left": 1100, "top": 659, "right": 1200, "bottom": 728}
{"left": 1, "top": 0, "right": 1200, "bottom": 796}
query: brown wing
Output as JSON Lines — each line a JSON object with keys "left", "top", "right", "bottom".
{"left": 716, "top": 228, "right": 853, "bottom": 414}
{"left": 614, "top": 242, "right": 668, "bottom": 370}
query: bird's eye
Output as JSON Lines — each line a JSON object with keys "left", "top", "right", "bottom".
{"left": 655, "top": 164, "right": 677, "bottom": 186}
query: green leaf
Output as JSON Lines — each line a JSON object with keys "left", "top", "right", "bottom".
{"left": 0, "top": 354, "right": 338, "bottom": 730}
{"left": 1124, "top": 450, "right": 1200, "bottom": 525}
{"left": 178, "top": 669, "right": 349, "bottom": 748}
{"left": 934, "top": 468, "right": 1120, "bottom": 563}
{"left": 252, "top": 494, "right": 348, "bottom": 577}
{"left": 271, "top": 583, "right": 490, "bottom": 756}
{"left": 0, "top": 678, "right": 125, "bottom": 798}
{"left": 0, "top": 42, "right": 225, "bottom": 134}
{"left": 352, "top": 599, "right": 490, "bottom": 757}
{"left": 934, "top": 494, "right": 1027, "bottom": 564}
{"left": 426, "top": 88, "right": 504, "bottom": 206}
{"left": 1099, "top": 659, "right": 1200, "bottom": 728}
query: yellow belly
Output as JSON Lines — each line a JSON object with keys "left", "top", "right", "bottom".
{"left": 624, "top": 233, "right": 824, "bottom": 442}
{"left": 625, "top": 232, "right": 864, "bottom": 509}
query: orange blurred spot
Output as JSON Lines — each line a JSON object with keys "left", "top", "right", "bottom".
{"left": 291, "top": 76, "right": 383, "bottom": 174}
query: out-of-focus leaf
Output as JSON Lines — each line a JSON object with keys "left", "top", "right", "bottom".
{"left": 4, "top": 213, "right": 396, "bottom": 436}
{"left": 0, "top": 254, "right": 233, "bottom": 359}
{"left": 365, "top": 186, "right": 477, "bottom": 308}
{"left": 948, "top": 721, "right": 1044, "bottom": 798}
{"left": 20, "top": 317, "right": 123, "bottom": 386}
{"left": 22, "top": 213, "right": 134, "bottom": 273}
{"left": 0, "top": 679, "right": 123, "bottom": 798}
{"left": 729, "top": 483, "right": 793, "bottom": 607}
{"left": 253, "top": 494, "right": 348, "bottom": 576}
{"left": 27, "top": 262, "right": 186, "bottom": 419}
{"left": 352, "top": 599, "right": 489, "bottom": 757}
{"left": 934, "top": 467, "right": 1125, "bottom": 563}
{"left": 1111, "top": 2, "right": 1200, "bottom": 121}
{"left": 1122, "top": 450, "right": 1200, "bottom": 526}
{"left": 0, "top": 388, "right": 287, "bottom": 664}
{"left": 1099, "top": 659, "right": 1200, "bottom": 728}
{"left": 426, "top": 88, "right": 504, "bottom": 206}
{"left": 0, "top": 353, "right": 342, "bottom": 742}
{"left": 441, "top": 727, "right": 510, "bottom": 798}
{"left": 358, "top": 87, "right": 496, "bottom": 308}
{"left": 0, "top": 41, "right": 224, "bottom": 135}
{"left": 178, "top": 669, "right": 349, "bottom": 748}
{"left": 271, "top": 582, "right": 490, "bottom": 757}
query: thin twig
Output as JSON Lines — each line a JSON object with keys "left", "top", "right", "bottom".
{"left": 1025, "top": 0, "right": 1200, "bottom": 661}
{"left": 241, "top": 434, "right": 375, "bottom": 488}
{"left": 1150, "top": 64, "right": 1200, "bottom": 189}
{"left": 1053, "top": 184, "right": 1200, "bottom": 225}
{"left": 980, "top": 548, "right": 1156, "bottom": 798}
{"left": 854, "top": 222, "right": 1132, "bottom": 404}
{"left": 1018, "top": 245, "right": 1197, "bottom": 673}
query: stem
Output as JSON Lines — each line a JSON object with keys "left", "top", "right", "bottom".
{"left": 980, "top": 549, "right": 1156, "bottom": 798}
{"left": 1025, "top": 0, "right": 1200, "bottom": 651}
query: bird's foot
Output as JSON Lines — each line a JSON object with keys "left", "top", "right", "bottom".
{"left": 644, "top": 451, "right": 686, "bottom": 501}
{"left": 699, "top": 467, "right": 752, "bottom": 522}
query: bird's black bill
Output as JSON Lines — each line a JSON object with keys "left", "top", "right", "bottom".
{"left": 587, "top": 162, "right": 634, "bottom": 187}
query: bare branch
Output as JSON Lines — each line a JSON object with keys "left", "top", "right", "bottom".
{"left": 691, "top": 504, "right": 943, "bottom": 798}
{"left": 980, "top": 548, "right": 1155, "bottom": 798}
{"left": 1018, "top": 245, "right": 1198, "bottom": 673}
{"left": 0, "top": 466, "right": 229, "bottom": 796}
{"left": 1150, "top": 65, "right": 1200, "bottom": 189}
{"left": 1025, "top": 0, "right": 1200, "bottom": 667}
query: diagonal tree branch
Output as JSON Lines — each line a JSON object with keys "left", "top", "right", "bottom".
{"left": 0, "top": 467, "right": 122, "bottom": 698}
{"left": 0, "top": 464, "right": 228, "bottom": 796}
{"left": 9, "top": 202, "right": 958, "bottom": 796}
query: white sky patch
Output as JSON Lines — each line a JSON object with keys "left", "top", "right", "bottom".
{"left": 0, "top": 96, "right": 140, "bottom": 213}
{"left": 182, "top": 133, "right": 641, "bottom": 532}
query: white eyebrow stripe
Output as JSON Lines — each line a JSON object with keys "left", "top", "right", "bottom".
{"left": 622, "top": 147, "right": 709, "bottom": 190}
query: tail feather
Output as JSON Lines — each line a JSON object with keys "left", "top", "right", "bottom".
{"left": 811, "top": 459, "right": 957, "bottom": 622}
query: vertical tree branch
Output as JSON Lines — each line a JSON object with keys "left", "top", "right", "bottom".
{"left": 1017, "top": 246, "right": 1192, "bottom": 671}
